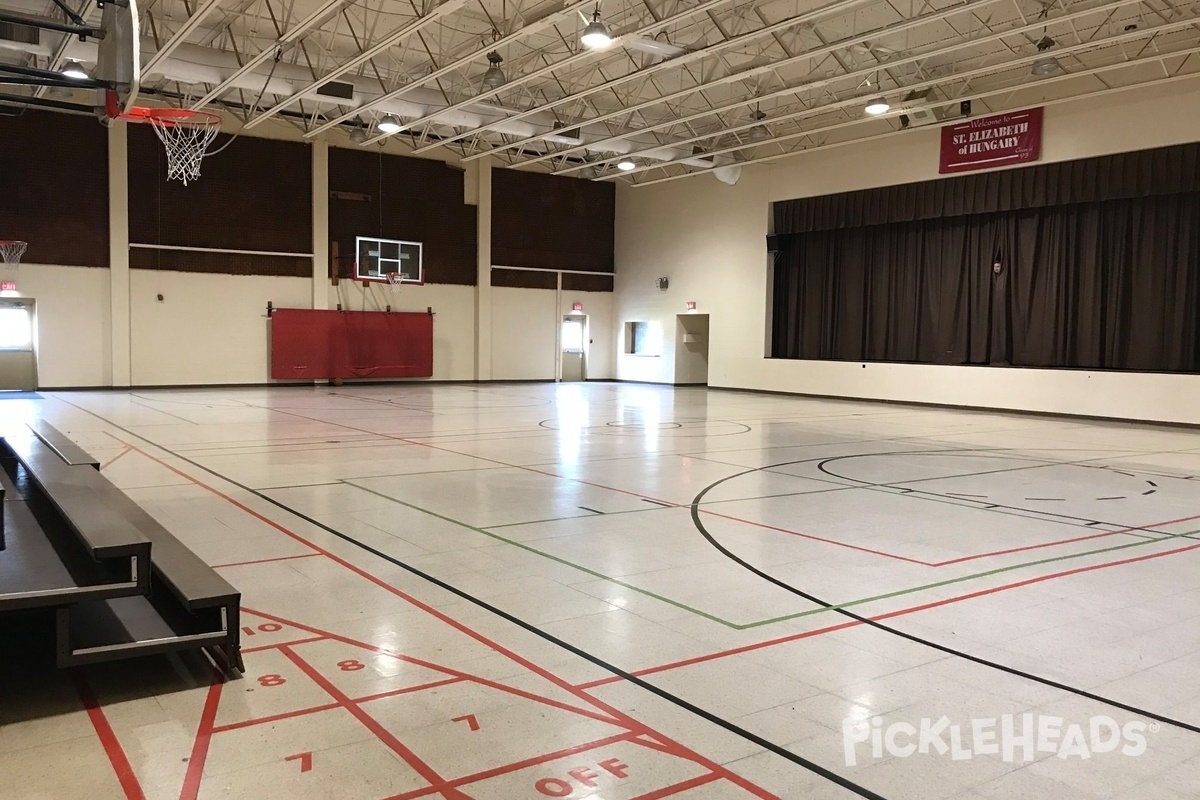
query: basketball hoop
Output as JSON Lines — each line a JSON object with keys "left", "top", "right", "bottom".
{"left": 121, "top": 106, "right": 222, "bottom": 185}
{"left": 385, "top": 273, "right": 404, "bottom": 293}
{"left": 0, "top": 241, "right": 27, "bottom": 268}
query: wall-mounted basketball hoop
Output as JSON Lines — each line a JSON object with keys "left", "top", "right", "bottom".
{"left": 115, "top": 101, "right": 222, "bottom": 185}
{"left": 0, "top": 241, "right": 27, "bottom": 268}
{"left": 385, "top": 272, "right": 405, "bottom": 293}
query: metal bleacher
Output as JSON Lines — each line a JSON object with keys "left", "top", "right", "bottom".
{"left": 0, "top": 423, "right": 242, "bottom": 673}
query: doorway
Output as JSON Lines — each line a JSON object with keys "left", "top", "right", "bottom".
{"left": 675, "top": 314, "right": 709, "bottom": 385}
{"left": 560, "top": 315, "right": 586, "bottom": 381}
{"left": 0, "top": 299, "right": 37, "bottom": 391}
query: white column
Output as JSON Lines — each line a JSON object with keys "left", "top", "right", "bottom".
{"left": 311, "top": 142, "right": 330, "bottom": 310}
{"left": 108, "top": 120, "right": 131, "bottom": 386}
{"left": 474, "top": 156, "right": 493, "bottom": 380}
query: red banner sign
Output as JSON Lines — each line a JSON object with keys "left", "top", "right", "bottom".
{"left": 939, "top": 107, "right": 1043, "bottom": 174}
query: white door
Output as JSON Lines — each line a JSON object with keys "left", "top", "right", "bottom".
{"left": 560, "top": 316, "right": 586, "bottom": 381}
{"left": 0, "top": 300, "right": 36, "bottom": 391}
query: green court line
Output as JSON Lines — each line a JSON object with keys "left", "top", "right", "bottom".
{"left": 343, "top": 480, "right": 1200, "bottom": 631}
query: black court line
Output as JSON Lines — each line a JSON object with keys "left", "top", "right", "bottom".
{"left": 689, "top": 454, "right": 1200, "bottom": 737}
{"left": 578, "top": 506, "right": 604, "bottom": 515}
{"left": 59, "top": 398, "right": 887, "bottom": 800}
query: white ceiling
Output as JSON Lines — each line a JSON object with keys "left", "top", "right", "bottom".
{"left": 3, "top": 0, "right": 1199, "bottom": 184}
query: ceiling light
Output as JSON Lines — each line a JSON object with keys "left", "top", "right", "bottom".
{"left": 747, "top": 106, "right": 770, "bottom": 142}
{"left": 61, "top": 60, "right": 89, "bottom": 80}
{"left": 864, "top": 97, "right": 889, "bottom": 116}
{"left": 481, "top": 51, "right": 507, "bottom": 90}
{"left": 378, "top": 114, "right": 402, "bottom": 134}
{"left": 580, "top": 8, "right": 612, "bottom": 49}
{"left": 1031, "top": 35, "right": 1063, "bottom": 77}
{"left": 617, "top": 158, "right": 635, "bottom": 171}
{"left": 349, "top": 127, "right": 367, "bottom": 144}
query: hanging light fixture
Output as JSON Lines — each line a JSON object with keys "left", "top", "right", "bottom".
{"left": 580, "top": 7, "right": 612, "bottom": 49}
{"left": 616, "top": 158, "right": 636, "bottom": 171}
{"left": 482, "top": 51, "right": 507, "bottom": 90}
{"left": 864, "top": 97, "right": 890, "bottom": 115}
{"left": 747, "top": 105, "right": 770, "bottom": 142}
{"left": 378, "top": 114, "right": 402, "bottom": 134}
{"left": 61, "top": 60, "right": 89, "bottom": 80}
{"left": 349, "top": 126, "right": 367, "bottom": 144}
{"left": 1031, "top": 35, "right": 1064, "bottom": 77}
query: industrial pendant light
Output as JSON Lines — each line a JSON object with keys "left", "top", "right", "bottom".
{"left": 482, "top": 50, "right": 507, "bottom": 90}
{"left": 378, "top": 114, "right": 402, "bottom": 134}
{"left": 1031, "top": 35, "right": 1063, "bottom": 77}
{"left": 581, "top": 7, "right": 612, "bottom": 49}
{"left": 747, "top": 104, "right": 770, "bottom": 142}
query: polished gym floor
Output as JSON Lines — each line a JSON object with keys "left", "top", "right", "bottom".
{"left": 3, "top": 383, "right": 1200, "bottom": 799}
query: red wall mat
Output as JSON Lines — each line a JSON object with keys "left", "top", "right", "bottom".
{"left": 270, "top": 309, "right": 433, "bottom": 379}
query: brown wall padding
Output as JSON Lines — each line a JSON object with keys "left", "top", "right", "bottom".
{"left": 491, "top": 169, "right": 614, "bottom": 273}
{"left": 128, "top": 127, "right": 312, "bottom": 276}
{"left": 562, "top": 272, "right": 613, "bottom": 292}
{"left": 0, "top": 109, "right": 108, "bottom": 267}
{"left": 328, "top": 147, "right": 477, "bottom": 285}
{"left": 491, "top": 267, "right": 557, "bottom": 289}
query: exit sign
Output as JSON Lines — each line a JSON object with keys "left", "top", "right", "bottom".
{"left": 1, "top": 282, "right": 16, "bottom": 292}
{"left": 572, "top": 303, "right": 583, "bottom": 312}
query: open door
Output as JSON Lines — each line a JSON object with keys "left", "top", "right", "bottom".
{"left": 675, "top": 314, "right": 709, "bottom": 385}
{"left": 0, "top": 299, "right": 37, "bottom": 391}
{"left": 561, "top": 315, "right": 586, "bottom": 381}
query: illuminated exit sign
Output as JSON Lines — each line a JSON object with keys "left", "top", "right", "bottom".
{"left": 1, "top": 282, "right": 16, "bottom": 292}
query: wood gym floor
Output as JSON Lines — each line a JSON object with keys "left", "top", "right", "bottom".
{"left": 2, "top": 383, "right": 1200, "bottom": 799}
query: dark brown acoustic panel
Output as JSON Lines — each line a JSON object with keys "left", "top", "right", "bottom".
{"left": 128, "top": 128, "right": 311, "bottom": 276}
{"left": 491, "top": 267, "right": 557, "bottom": 289}
{"left": 328, "top": 147, "right": 476, "bottom": 286}
{"left": 562, "top": 272, "right": 613, "bottom": 292}
{"left": 0, "top": 109, "right": 108, "bottom": 267}
{"left": 491, "top": 169, "right": 614, "bottom": 274}
{"left": 129, "top": 248, "right": 310, "bottom": 277}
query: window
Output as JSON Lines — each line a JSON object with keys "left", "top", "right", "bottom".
{"left": 355, "top": 236, "right": 423, "bottom": 284}
{"left": 0, "top": 306, "right": 32, "bottom": 351}
{"left": 625, "top": 321, "right": 659, "bottom": 356}
{"left": 561, "top": 318, "right": 585, "bottom": 352}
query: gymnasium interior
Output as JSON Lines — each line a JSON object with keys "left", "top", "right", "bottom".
{"left": 0, "top": 0, "right": 1198, "bottom": 797}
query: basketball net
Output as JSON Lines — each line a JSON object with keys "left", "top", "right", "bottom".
{"left": 149, "top": 114, "right": 221, "bottom": 185}
{"left": 386, "top": 273, "right": 404, "bottom": 293}
{"left": 117, "top": 102, "right": 223, "bottom": 186}
{"left": 0, "top": 240, "right": 27, "bottom": 268}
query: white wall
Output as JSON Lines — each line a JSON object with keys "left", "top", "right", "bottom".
{"left": 131, "top": 270, "right": 310, "bottom": 385}
{"left": 3, "top": 264, "right": 111, "bottom": 388}
{"left": 491, "top": 286, "right": 558, "bottom": 380}
{"left": 615, "top": 76, "right": 1200, "bottom": 424}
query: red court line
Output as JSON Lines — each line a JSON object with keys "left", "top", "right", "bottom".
{"left": 117, "top": 443, "right": 781, "bottom": 800}
{"left": 355, "top": 676, "right": 466, "bottom": 704}
{"left": 929, "top": 512, "right": 1200, "bottom": 565}
{"left": 279, "top": 645, "right": 473, "bottom": 800}
{"left": 100, "top": 446, "right": 132, "bottom": 471}
{"left": 261, "top": 403, "right": 1182, "bottom": 568}
{"left": 210, "top": 678, "right": 470, "bottom": 735}
{"left": 210, "top": 702, "right": 342, "bottom": 734}
{"left": 577, "top": 538, "right": 1200, "bottom": 688}
{"left": 179, "top": 674, "right": 224, "bottom": 800}
{"left": 630, "top": 773, "right": 723, "bottom": 799}
{"left": 211, "top": 552, "right": 321, "bottom": 569}
{"left": 71, "top": 670, "right": 146, "bottom": 800}
{"left": 699, "top": 508, "right": 930, "bottom": 564}
{"left": 241, "top": 634, "right": 327, "bottom": 654}
{"left": 384, "top": 732, "right": 641, "bottom": 800}
{"left": 245, "top": 606, "right": 624, "bottom": 728}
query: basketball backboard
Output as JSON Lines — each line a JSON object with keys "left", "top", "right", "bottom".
{"left": 96, "top": 0, "right": 140, "bottom": 116}
{"left": 355, "top": 236, "right": 424, "bottom": 284}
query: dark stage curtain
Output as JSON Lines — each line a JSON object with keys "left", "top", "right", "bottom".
{"left": 770, "top": 143, "right": 1200, "bottom": 372}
